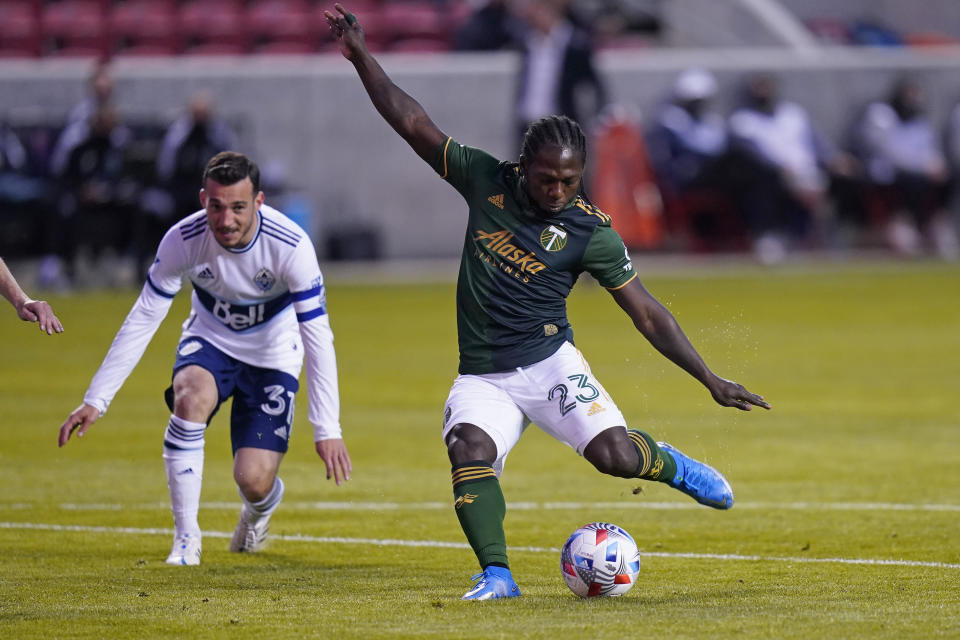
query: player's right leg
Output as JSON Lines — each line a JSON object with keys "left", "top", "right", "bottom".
{"left": 584, "top": 428, "right": 734, "bottom": 509}
{"left": 443, "top": 375, "right": 525, "bottom": 600}
{"left": 227, "top": 366, "right": 297, "bottom": 554}
{"left": 229, "top": 448, "right": 284, "bottom": 553}
{"left": 163, "top": 361, "right": 220, "bottom": 566}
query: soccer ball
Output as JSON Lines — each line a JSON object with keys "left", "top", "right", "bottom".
{"left": 560, "top": 522, "right": 641, "bottom": 598}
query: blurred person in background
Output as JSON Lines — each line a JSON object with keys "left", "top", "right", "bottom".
{"left": 453, "top": 0, "right": 519, "bottom": 51}
{"left": 65, "top": 59, "right": 115, "bottom": 129}
{"left": 0, "top": 256, "right": 63, "bottom": 334}
{"left": 946, "top": 96, "right": 960, "bottom": 255}
{"left": 511, "top": 0, "right": 607, "bottom": 148}
{"left": 158, "top": 92, "right": 238, "bottom": 220}
{"left": 857, "top": 78, "right": 957, "bottom": 259}
{"left": 48, "top": 104, "right": 137, "bottom": 285}
{"left": 146, "top": 92, "right": 239, "bottom": 275}
{"left": 646, "top": 68, "right": 742, "bottom": 250}
{"left": 728, "top": 74, "right": 855, "bottom": 263}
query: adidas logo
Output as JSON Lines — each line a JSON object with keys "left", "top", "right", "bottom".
{"left": 176, "top": 468, "right": 195, "bottom": 476}
{"left": 586, "top": 402, "right": 605, "bottom": 416}
{"left": 274, "top": 426, "right": 288, "bottom": 440}
{"left": 488, "top": 194, "right": 504, "bottom": 209}
{"left": 196, "top": 266, "right": 215, "bottom": 281}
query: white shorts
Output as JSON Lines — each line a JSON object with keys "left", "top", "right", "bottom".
{"left": 442, "top": 341, "right": 627, "bottom": 476}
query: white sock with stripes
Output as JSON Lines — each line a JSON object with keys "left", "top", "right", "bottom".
{"left": 162, "top": 415, "right": 206, "bottom": 539}
{"left": 241, "top": 477, "right": 285, "bottom": 524}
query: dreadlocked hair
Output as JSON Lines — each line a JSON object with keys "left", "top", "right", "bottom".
{"left": 520, "top": 115, "right": 586, "bottom": 162}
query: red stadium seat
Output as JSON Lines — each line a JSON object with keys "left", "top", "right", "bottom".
{"left": 41, "top": 0, "right": 108, "bottom": 57}
{"left": 109, "top": 0, "right": 179, "bottom": 55}
{"left": 178, "top": 0, "right": 246, "bottom": 54}
{"left": 181, "top": 41, "right": 247, "bottom": 57}
{"left": 246, "top": 0, "right": 316, "bottom": 51}
{"left": 388, "top": 37, "right": 451, "bottom": 53}
{"left": 379, "top": 2, "right": 450, "bottom": 45}
{"left": 0, "top": 1, "right": 41, "bottom": 57}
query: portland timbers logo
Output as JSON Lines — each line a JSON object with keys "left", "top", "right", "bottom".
{"left": 254, "top": 268, "right": 276, "bottom": 291}
{"left": 540, "top": 225, "right": 568, "bottom": 252}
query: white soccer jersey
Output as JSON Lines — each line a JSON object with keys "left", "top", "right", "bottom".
{"left": 83, "top": 205, "right": 341, "bottom": 440}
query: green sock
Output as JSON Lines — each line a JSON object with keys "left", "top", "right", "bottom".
{"left": 451, "top": 461, "right": 509, "bottom": 569}
{"left": 627, "top": 429, "right": 677, "bottom": 482}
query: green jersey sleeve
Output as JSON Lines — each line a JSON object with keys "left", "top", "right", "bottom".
{"left": 581, "top": 223, "right": 638, "bottom": 289}
{"left": 428, "top": 137, "right": 501, "bottom": 201}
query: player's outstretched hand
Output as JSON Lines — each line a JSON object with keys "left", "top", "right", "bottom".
{"left": 18, "top": 299, "right": 64, "bottom": 335}
{"left": 315, "top": 437, "right": 352, "bottom": 486}
{"left": 324, "top": 3, "right": 366, "bottom": 60}
{"left": 58, "top": 403, "right": 101, "bottom": 447}
{"left": 707, "top": 376, "right": 771, "bottom": 411}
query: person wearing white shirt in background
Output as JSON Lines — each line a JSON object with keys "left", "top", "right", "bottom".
{"left": 729, "top": 74, "right": 855, "bottom": 264}
{"left": 58, "top": 151, "right": 351, "bottom": 566}
{"left": 858, "top": 78, "right": 958, "bottom": 259}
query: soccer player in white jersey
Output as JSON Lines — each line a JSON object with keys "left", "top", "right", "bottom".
{"left": 58, "top": 151, "right": 351, "bottom": 565}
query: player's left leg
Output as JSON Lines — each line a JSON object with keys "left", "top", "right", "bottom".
{"left": 228, "top": 364, "right": 299, "bottom": 553}
{"left": 230, "top": 447, "right": 284, "bottom": 553}
{"left": 583, "top": 427, "right": 734, "bottom": 509}
{"left": 518, "top": 342, "right": 733, "bottom": 509}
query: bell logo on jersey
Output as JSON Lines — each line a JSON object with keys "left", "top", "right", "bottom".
{"left": 254, "top": 268, "right": 276, "bottom": 292}
{"left": 540, "top": 225, "right": 568, "bottom": 251}
{"left": 212, "top": 299, "right": 266, "bottom": 330}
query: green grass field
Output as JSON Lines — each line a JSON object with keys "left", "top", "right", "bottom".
{"left": 1, "top": 259, "right": 958, "bottom": 639}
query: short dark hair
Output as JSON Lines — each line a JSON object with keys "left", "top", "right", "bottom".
{"left": 520, "top": 115, "right": 587, "bottom": 163}
{"left": 202, "top": 151, "right": 260, "bottom": 194}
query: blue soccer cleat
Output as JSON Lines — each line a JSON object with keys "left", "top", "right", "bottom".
{"left": 461, "top": 566, "right": 522, "bottom": 601}
{"left": 658, "top": 442, "right": 734, "bottom": 509}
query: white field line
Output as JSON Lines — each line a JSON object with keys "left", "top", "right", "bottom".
{"left": 1, "top": 521, "right": 958, "bottom": 570}
{"left": 5, "top": 500, "right": 957, "bottom": 512}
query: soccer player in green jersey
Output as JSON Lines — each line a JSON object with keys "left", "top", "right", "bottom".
{"left": 326, "top": 4, "right": 771, "bottom": 601}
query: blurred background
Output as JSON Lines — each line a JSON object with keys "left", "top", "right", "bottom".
{"left": 2, "top": 0, "right": 960, "bottom": 289}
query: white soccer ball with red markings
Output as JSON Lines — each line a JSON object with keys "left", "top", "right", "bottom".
{"left": 560, "top": 522, "right": 641, "bottom": 597}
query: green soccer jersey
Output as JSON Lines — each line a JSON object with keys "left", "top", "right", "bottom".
{"left": 429, "top": 137, "right": 638, "bottom": 374}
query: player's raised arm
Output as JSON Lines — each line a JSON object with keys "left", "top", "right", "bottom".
{"left": 610, "top": 278, "right": 770, "bottom": 411}
{"left": 325, "top": 3, "right": 447, "bottom": 163}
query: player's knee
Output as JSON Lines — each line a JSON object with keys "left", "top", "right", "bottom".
{"left": 172, "top": 367, "right": 217, "bottom": 421}
{"left": 172, "top": 391, "right": 215, "bottom": 422}
{"left": 234, "top": 469, "right": 274, "bottom": 502}
{"left": 584, "top": 432, "right": 638, "bottom": 478}
{"left": 446, "top": 423, "right": 497, "bottom": 466}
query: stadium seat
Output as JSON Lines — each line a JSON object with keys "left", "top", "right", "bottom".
{"left": 178, "top": 0, "right": 246, "bottom": 54}
{"left": 0, "top": 1, "right": 42, "bottom": 58}
{"left": 379, "top": 2, "right": 450, "bottom": 47}
{"left": 388, "top": 37, "right": 452, "bottom": 53}
{"left": 245, "top": 0, "right": 316, "bottom": 53}
{"left": 41, "top": 0, "right": 108, "bottom": 57}
{"left": 109, "top": 0, "right": 179, "bottom": 56}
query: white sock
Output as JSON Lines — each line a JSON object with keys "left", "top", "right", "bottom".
{"left": 241, "top": 477, "right": 285, "bottom": 523}
{"left": 162, "top": 415, "right": 206, "bottom": 539}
